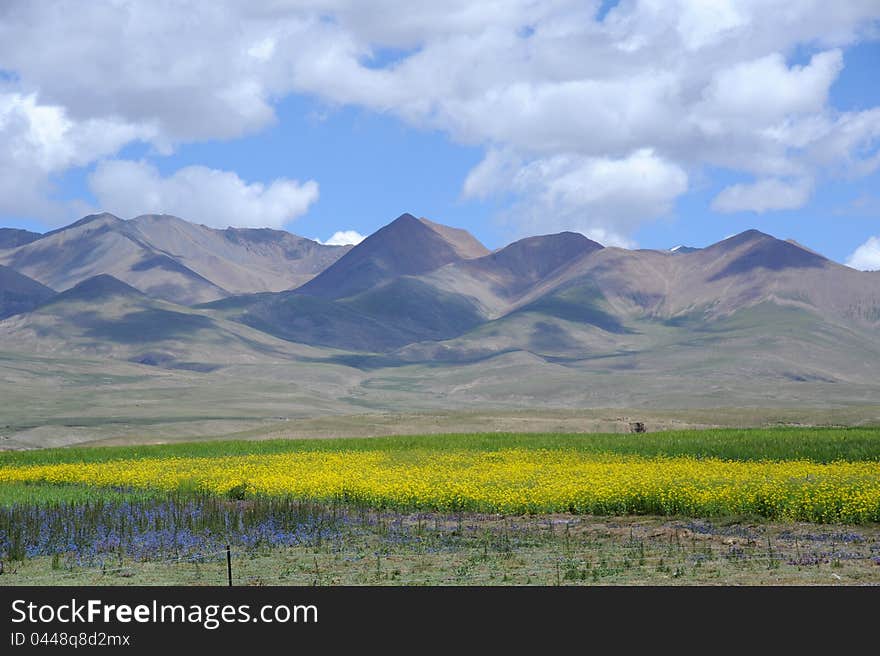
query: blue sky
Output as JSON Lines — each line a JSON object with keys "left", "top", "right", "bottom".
{"left": 1, "top": 2, "right": 878, "bottom": 267}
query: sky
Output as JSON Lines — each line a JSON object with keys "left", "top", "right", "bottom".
{"left": 1, "top": 1, "right": 879, "bottom": 268}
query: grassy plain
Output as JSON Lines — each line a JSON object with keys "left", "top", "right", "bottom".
{"left": 4, "top": 426, "right": 880, "bottom": 467}
{"left": 2, "top": 509, "right": 878, "bottom": 586}
{"left": 4, "top": 346, "right": 880, "bottom": 452}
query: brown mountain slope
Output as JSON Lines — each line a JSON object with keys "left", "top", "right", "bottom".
{"left": 206, "top": 225, "right": 880, "bottom": 357}
{"left": 386, "top": 234, "right": 880, "bottom": 389}
{"left": 296, "top": 213, "right": 489, "bottom": 299}
{"left": 0, "top": 213, "right": 228, "bottom": 304}
{"left": 129, "top": 214, "right": 350, "bottom": 293}
{"left": 416, "top": 217, "right": 490, "bottom": 259}
{"left": 0, "top": 213, "right": 349, "bottom": 305}
{"left": 418, "top": 232, "right": 604, "bottom": 317}
{"left": 504, "top": 229, "right": 880, "bottom": 328}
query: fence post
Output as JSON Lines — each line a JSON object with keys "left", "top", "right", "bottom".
{"left": 226, "top": 545, "right": 232, "bottom": 586}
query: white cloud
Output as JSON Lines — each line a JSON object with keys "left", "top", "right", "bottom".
{"left": 248, "top": 37, "right": 277, "bottom": 63}
{"left": 846, "top": 236, "right": 880, "bottom": 271}
{"left": 0, "top": 1, "right": 879, "bottom": 238}
{"left": 466, "top": 148, "right": 687, "bottom": 246}
{"left": 711, "top": 178, "right": 813, "bottom": 213}
{"left": 317, "top": 230, "right": 366, "bottom": 246}
{"left": 0, "top": 91, "right": 152, "bottom": 221}
{"left": 88, "top": 160, "right": 318, "bottom": 229}
{"left": 0, "top": 1, "right": 279, "bottom": 143}
{"left": 674, "top": 0, "right": 747, "bottom": 50}
{"left": 698, "top": 50, "right": 843, "bottom": 125}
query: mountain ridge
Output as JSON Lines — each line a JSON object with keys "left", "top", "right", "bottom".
{"left": 0, "top": 213, "right": 349, "bottom": 304}
{"left": 2, "top": 212, "right": 878, "bottom": 361}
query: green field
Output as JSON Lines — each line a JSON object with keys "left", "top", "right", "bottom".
{"left": 4, "top": 426, "right": 880, "bottom": 470}
{"left": 1, "top": 428, "right": 878, "bottom": 586}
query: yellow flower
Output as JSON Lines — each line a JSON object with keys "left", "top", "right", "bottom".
{"left": 1, "top": 450, "right": 877, "bottom": 523}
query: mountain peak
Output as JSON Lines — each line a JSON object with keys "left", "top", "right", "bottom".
{"left": 488, "top": 232, "right": 603, "bottom": 280}
{"left": 50, "top": 274, "right": 145, "bottom": 303}
{"left": 69, "top": 212, "right": 123, "bottom": 229}
{"left": 297, "top": 212, "right": 489, "bottom": 299}
{"left": 717, "top": 229, "right": 773, "bottom": 248}
{"left": 83, "top": 211, "right": 123, "bottom": 222}
{"left": 391, "top": 212, "right": 419, "bottom": 224}
{"left": 669, "top": 245, "right": 701, "bottom": 254}
{"left": 0, "top": 265, "right": 56, "bottom": 319}
{"left": 42, "top": 212, "right": 123, "bottom": 239}
{"left": 706, "top": 229, "right": 827, "bottom": 280}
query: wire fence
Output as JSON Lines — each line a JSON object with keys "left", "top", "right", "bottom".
{"left": 0, "top": 548, "right": 234, "bottom": 585}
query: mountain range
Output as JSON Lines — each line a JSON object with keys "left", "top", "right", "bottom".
{"left": 1, "top": 211, "right": 879, "bottom": 447}
{"left": 0, "top": 213, "right": 350, "bottom": 304}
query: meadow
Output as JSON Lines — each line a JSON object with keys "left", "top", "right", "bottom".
{"left": 4, "top": 426, "right": 880, "bottom": 466}
{"left": 1, "top": 428, "right": 879, "bottom": 585}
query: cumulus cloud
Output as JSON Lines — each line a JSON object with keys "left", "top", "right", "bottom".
{"left": 846, "top": 236, "right": 880, "bottom": 271}
{"left": 465, "top": 148, "right": 687, "bottom": 246}
{"left": 711, "top": 178, "right": 813, "bottom": 213}
{"left": 1, "top": 1, "right": 879, "bottom": 238}
{"left": 88, "top": 160, "right": 319, "bottom": 229}
{"left": 0, "top": 91, "right": 152, "bottom": 221}
{"left": 317, "top": 230, "right": 366, "bottom": 246}
{"left": 698, "top": 50, "right": 843, "bottom": 125}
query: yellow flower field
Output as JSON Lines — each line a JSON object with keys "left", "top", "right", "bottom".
{"left": 2, "top": 449, "right": 878, "bottom": 522}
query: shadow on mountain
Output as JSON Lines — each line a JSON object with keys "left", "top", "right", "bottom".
{"left": 480, "top": 232, "right": 603, "bottom": 296}
{"left": 517, "top": 282, "right": 630, "bottom": 334}
{"left": 84, "top": 309, "right": 217, "bottom": 343}
{"left": 0, "top": 264, "right": 56, "bottom": 319}
{"left": 342, "top": 278, "right": 485, "bottom": 340}
{"left": 528, "top": 321, "right": 583, "bottom": 351}
{"left": 240, "top": 293, "right": 417, "bottom": 351}
{"left": 132, "top": 254, "right": 204, "bottom": 275}
{"left": 708, "top": 233, "right": 827, "bottom": 281}
{"left": 0, "top": 228, "right": 42, "bottom": 249}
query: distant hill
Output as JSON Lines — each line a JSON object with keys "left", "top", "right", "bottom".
{"left": 45, "top": 273, "right": 145, "bottom": 304}
{"left": 0, "top": 265, "right": 56, "bottom": 319}
{"left": 0, "top": 273, "right": 328, "bottom": 370}
{"left": 0, "top": 228, "right": 42, "bottom": 250}
{"left": 0, "top": 213, "right": 349, "bottom": 304}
